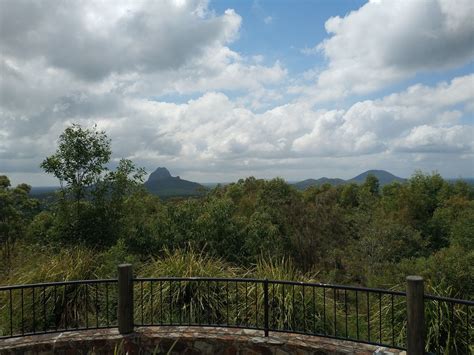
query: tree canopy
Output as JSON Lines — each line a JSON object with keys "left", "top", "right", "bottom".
{"left": 41, "top": 124, "right": 111, "bottom": 200}
{"left": 2, "top": 124, "right": 472, "bottom": 301}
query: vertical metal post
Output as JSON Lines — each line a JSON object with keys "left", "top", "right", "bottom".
{"left": 264, "top": 279, "right": 269, "bottom": 337}
{"left": 118, "top": 264, "right": 134, "bottom": 334}
{"left": 406, "top": 276, "right": 424, "bottom": 355}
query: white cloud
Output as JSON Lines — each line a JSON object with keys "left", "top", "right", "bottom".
{"left": 0, "top": 0, "right": 286, "bottom": 157}
{"left": 1, "top": 0, "right": 473, "bottom": 184}
{"left": 106, "top": 75, "right": 474, "bottom": 178}
{"left": 395, "top": 125, "right": 474, "bottom": 153}
{"left": 306, "top": 0, "right": 474, "bottom": 101}
{"left": 0, "top": 1, "right": 243, "bottom": 80}
{"left": 2, "top": 69, "right": 473, "bottom": 182}
{"left": 0, "top": 0, "right": 285, "bottom": 102}
{"left": 293, "top": 74, "right": 474, "bottom": 156}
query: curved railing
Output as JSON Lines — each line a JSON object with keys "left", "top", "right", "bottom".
{"left": 1, "top": 272, "right": 472, "bottom": 354}
{"left": 0, "top": 279, "right": 119, "bottom": 337}
{"left": 132, "top": 277, "right": 408, "bottom": 350}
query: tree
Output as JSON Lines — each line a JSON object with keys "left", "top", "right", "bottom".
{"left": 340, "top": 183, "right": 359, "bottom": 208}
{"left": 40, "top": 124, "right": 112, "bottom": 245}
{"left": 41, "top": 124, "right": 111, "bottom": 202}
{"left": 0, "top": 176, "right": 38, "bottom": 272}
{"left": 91, "top": 158, "right": 147, "bottom": 247}
{"left": 44, "top": 125, "right": 150, "bottom": 248}
{"left": 362, "top": 174, "right": 380, "bottom": 196}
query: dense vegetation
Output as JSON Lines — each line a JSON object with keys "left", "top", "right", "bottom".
{"left": 1, "top": 124, "right": 473, "bottom": 297}
{"left": 1, "top": 124, "right": 473, "bottom": 352}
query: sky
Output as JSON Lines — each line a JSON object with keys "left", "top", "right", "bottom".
{"left": 0, "top": 0, "right": 473, "bottom": 186}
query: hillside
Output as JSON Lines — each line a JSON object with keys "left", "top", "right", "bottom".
{"left": 293, "top": 170, "right": 406, "bottom": 190}
{"left": 144, "top": 167, "right": 205, "bottom": 198}
{"left": 348, "top": 170, "right": 406, "bottom": 185}
{"left": 294, "top": 177, "right": 345, "bottom": 190}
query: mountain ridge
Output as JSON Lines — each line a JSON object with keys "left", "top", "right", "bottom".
{"left": 348, "top": 169, "right": 406, "bottom": 185}
{"left": 293, "top": 170, "right": 406, "bottom": 190}
{"left": 28, "top": 169, "right": 471, "bottom": 197}
{"left": 144, "top": 167, "right": 205, "bottom": 198}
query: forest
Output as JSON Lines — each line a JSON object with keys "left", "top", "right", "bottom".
{"left": 1, "top": 124, "right": 472, "bottom": 298}
{"left": 1, "top": 124, "right": 473, "bottom": 352}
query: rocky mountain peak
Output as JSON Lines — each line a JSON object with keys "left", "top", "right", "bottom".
{"left": 147, "top": 167, "right": 172, "bottom": 182}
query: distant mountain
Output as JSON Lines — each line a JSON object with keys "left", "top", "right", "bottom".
{"left": 447, "top": 178, "right": 474, "bottom": 186}
{"left": 144, "top": 167, "right": 205, "bottom": 198}
{"left": 294, "top": 177, "right": 345, "bottom": 190}
{"left": 29, "top": 186, "right": 59, "bottom": 203}
{"left": 348, "top": 170, "right": 406, "bottom": 185}
{"left": 200, "top": 182, "right": 231, "bottom": 188}
{"left": 30, "top": 186, "right": 59, "bottom": 196}
{"left": 293, "top": 170, "right": 406, "bottom": 190}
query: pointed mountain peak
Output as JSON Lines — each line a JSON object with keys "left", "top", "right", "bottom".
{"left": 148, "top": 167, "right": 172, "bottom": 181}
{"left": 144, "top": 166, "right": 205, "bottom": 198}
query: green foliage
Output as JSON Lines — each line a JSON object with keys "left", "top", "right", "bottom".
{"left": 3, "top": 125, "right": 473, "bottom": 351}
{"left": 118, "top": 191, "right": 164, "bottom": 255}
{"left": 95, "top": 239, "right": 141, "bottom": 278}
{"left": 37, "top": 125, "right": 146, "bottom": 249}
{"left": 134, "top": 248, "right": 239, "bottom": 327}
{"left": 431, "top": 196, "right": 474, "bottom": 250}
{"left": 0, "top": 176, "right": 39, "bottom": 272}
{"left": 139, "top": 247, "right": 237, "bottom": 278}
{"left": 340, "top": 183, "right": 359, "bottom": 208}
{"left": 424, "top": 284, "right": 473, "bottom": 354}
{"left": 396, "top": 245, "right": 474, "bottom": 298}
{"left": 362, "top": 174, "right": 380, "bottom": 196}
{"left": 0, "top": 245, "right": 123, "bottom": 337}
{"left": 252, "top": 257, "right": 316, "bottom": 282}
{"left": 41, "top": 124, "right": 111, "bottom": 200}
{"left": 17, "top": 154, "right": 474, "bottom": 297}
{"left": 1, "top": 245, "right": 98, "bottom": 285}
{"left": 344, "top": 219, "right": 425, "bottom": 286}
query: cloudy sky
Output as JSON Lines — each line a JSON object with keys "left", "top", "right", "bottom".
{"left": 1, "top": 0, "right": 473, "bottom": 186}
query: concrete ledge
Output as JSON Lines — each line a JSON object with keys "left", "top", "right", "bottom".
{"left": 0, "top": 326, "right": 406, "bottom": 354}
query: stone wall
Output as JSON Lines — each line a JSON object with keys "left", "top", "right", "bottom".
{"left": 0, "top": 326, "right": 405, "bottom": 355}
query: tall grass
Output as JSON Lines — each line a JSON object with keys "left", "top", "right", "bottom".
{"left": 249, "top": 258, "right": 326, "bottom": 333}
{"left": 133, "top": 254, "right": 342, "bottom": 337}
{"left": 379, "top": 283, "right": 473, "bottom": 354}
{"left": 1, "top": 248, "right": 470, "bottom": 353}
{"left": 139, "top": 247, "right": 238, "bottom": 278}
{"left": 135, "top": 247, "right": 237, "bottom": 326}
{"left": 1, "top": 245, "right": 98, "bottom": 285}
{"left": 424, "top": 285, "right": 473, "bottom": 355}
{"left": 0, "top": 246, "right": 117, "bottom": 336}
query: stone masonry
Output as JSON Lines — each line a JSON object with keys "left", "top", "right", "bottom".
{"left": 0, "top": 326, "right": 406, "bottom": 355}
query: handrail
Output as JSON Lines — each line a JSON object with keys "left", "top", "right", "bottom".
{"left": 133, "top": 277, "right": 408, "bottom": 296}
{"left": 5, "top": 278, "right": 471, "bottom": 304}
{"left": 424, "top": 293, "right": 474, "bottom": 306}
{"left": 0, "top": 272, "right": 472, "bottom": 354}
{"left": 0, "top": 279, "right": 117, "bottom": 291}
{"left": 4, "top": 277, "right": 472, "bottom": 303}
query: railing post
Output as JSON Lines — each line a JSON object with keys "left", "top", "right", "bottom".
{"left": 118, "top": 264, "right": 134, "bottom": 334}
{"left": 264, "top": 279, "right": 269, "bottom": 337}
{"left": 406, "top": 276, "right": 424, "bottom": 355}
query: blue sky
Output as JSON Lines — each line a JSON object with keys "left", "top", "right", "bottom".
{"left": 211, "top": 0, "right": 474, "bottom": 103}
{"left": 212, "top": 0, "right": 366, "bottom": 71}
{"left": 0, "top": 0, "right": 473, "bottom": 185}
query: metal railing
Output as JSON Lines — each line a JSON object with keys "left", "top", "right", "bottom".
{"left": 132, "top": 277, "right": 408, "bottom": 349}
{"left": 0, "top": 279, "right": 118, "bottom": 338}
{"left": 424, "top": 294, "right": 473, "bottom": 354}
{"left": 1, "top": 265, "right": 472, "bottom": 355}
